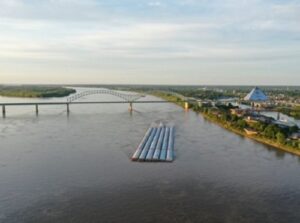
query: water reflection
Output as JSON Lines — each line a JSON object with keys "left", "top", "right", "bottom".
{"left": 3, "top": 179, "right": 300, "bottom": 223}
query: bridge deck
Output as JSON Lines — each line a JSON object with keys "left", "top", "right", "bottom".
{"left": 0, "top": 101, "right": 173, "bottom": 106}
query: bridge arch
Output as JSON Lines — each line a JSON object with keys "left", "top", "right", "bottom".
{"left": 67, "top": 89, "right": 145, "bottom": 103}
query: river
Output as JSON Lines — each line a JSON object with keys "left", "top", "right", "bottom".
{"left": 0, "top": 88, "right": 300, "bottom": 223}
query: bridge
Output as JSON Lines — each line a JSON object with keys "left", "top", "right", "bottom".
{"left": 66, "top": 89, "right": 145, "bottom": 103}
{"left": 0, "top": 89, "right": 188, "bottom": 117}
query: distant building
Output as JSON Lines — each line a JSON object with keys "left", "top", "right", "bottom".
{"left": 198, "top": 101, "right": 212, "bottom": 107}
{"left": 244, "top": 87, "right": 268, "bottom": 107}
{"left": 289, "top": 132, "right": 300, "bottom": 140}
{"left": 273, "top": 120, "right": 297, "bottom": 129}
{"left": 244, "top": 87, "right": 268, "bottom": 101}
{"left": 245, "top": 114, "right": 274, "bottom": 124}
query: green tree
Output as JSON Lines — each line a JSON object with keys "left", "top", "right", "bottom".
{"left": 231, "top": 115, "right": 239, "bottom": 122}
{"left": 221, "top": 113, "right": 231, "bottom": 122}
{"left": 276, "top": 132, "right": 286, "bottom": 144}
{"left": 252, "top": 122, "right": 266, "bottom": 132}
{"left": 263, "top": 124, "right": 280, "bottom": 139}
{"left": 289, "top": 125, "right": 299, "bottom": 134}
{"left": 236, "top": 119, "right": 247, "bottom": 129}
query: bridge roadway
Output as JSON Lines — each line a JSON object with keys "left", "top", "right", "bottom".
{"left": 0, "top": 101, "right": 172, "bottom": 106}
{"left": 0, "top": 100, "right": 177, "bottom": 117}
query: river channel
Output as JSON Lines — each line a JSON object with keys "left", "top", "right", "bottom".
{"left": 0, "top": 88, "right": 300, "bottom": 223}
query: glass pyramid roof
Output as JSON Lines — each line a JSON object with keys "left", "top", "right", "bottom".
{"left": 244, "top": 87, "right": 268, "bottom": 101}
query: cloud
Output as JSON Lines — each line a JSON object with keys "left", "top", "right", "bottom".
{"left": 0, "top": 17, "right": 299, "bottom": 62}
{"left": 148, "top": 1, "right": 162, "bottom": 7}
{"left": 0, "top": 0, "right": 299, "bottom": 84}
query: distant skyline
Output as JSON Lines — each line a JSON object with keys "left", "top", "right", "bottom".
{"left": 0, "top": 0, "right": 300, "bottom": 85}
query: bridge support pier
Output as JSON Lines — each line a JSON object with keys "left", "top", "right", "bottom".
{"left": 2, "top": 105, "right": 5, "bottom": 117}
{"left": 67, "top": 103, "right": 70, "bottom": 114}
{"left": 129, "top": 102, "right": 133, "bottom": 112}
{"left": 35, "top": 104, "right": 39, "bottom": 115}
{"left": 184, "top": 102, "right": 189, "bottom": 110}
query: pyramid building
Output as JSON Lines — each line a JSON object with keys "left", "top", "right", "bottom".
{"left": 244, "top": 87, "right": 268, "bottom": 102}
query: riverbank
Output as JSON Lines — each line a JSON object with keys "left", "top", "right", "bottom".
{"left": 0, "top": 85, "right": 76, "bottom": 98}
{"left": 152, "top": 91, "right": 300, "bottom": 156}
{"left": 201, "top": 112, "right": 300, "bottom": 156}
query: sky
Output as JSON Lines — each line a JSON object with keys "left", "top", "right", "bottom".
{"left": 0, "top": 0, "right": 300, "bottom": 85}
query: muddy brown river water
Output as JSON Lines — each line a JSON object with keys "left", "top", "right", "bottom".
{"left": 0, "top": 88, "right": 300, "bottom": 223}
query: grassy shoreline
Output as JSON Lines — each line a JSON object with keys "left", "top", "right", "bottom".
{"left": 152, "top": 91, "right": 300, "bottom": 156}
{"left": 201, "top": 112, "right": 300, "bottom": 156}
{"left": 0, "top": 86, "right": 76, "bottom": 98}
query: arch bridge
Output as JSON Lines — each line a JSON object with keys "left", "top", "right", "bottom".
{"left": 66, "top": 89, "right": 145, "bottom": 111}
{"left": 67, "top": 89, "right": 145, "bottom": 103}
{"left": 0, "top": 89, "right": 191, "bottom": 117}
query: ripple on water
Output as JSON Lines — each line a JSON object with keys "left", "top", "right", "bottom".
{"left": 0, "top": 90, "right": 300, "bottom": 223}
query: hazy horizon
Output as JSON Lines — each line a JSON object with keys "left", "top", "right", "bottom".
{"left": 1, "top": 0, "right": 300, "bottom": 85}
{"left": 1, "top": 83, "right": 300, "bottom": 87}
